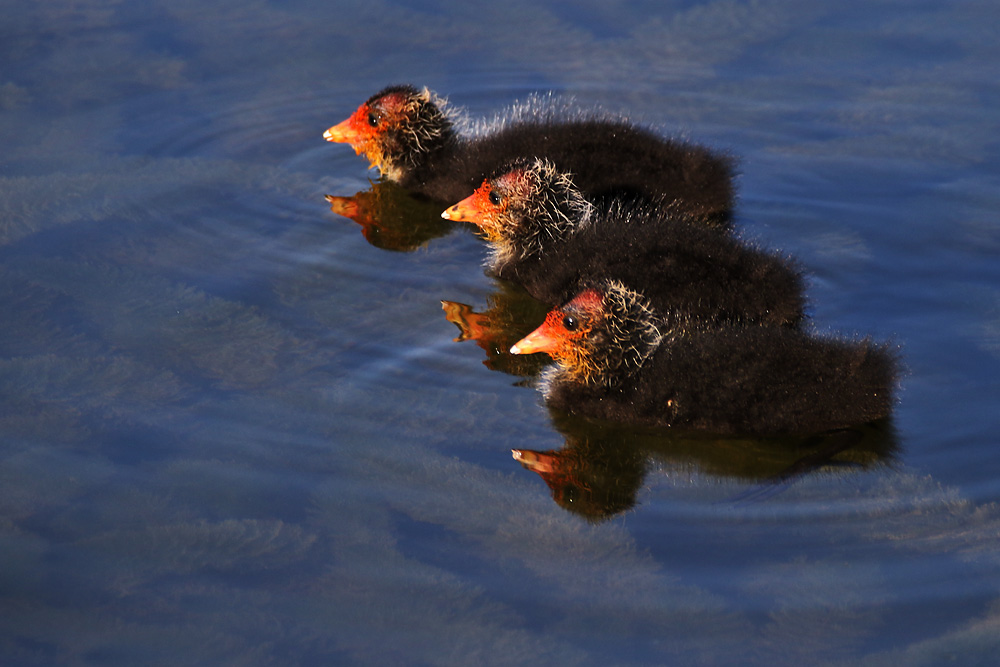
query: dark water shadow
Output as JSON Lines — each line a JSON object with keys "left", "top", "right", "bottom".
{"left": 441, "top": 279, "right": 553, "bottom": 377}
{"left": 324, "top": 180, "right": 459, "bottom": 252}
{"left": 514, "top": 411, "right": 900, "bottom": 522}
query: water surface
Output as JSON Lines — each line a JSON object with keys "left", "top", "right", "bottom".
{"left": 2, "top": 1, "right": 1000, "bottom": 664}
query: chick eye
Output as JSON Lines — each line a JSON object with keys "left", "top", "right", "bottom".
{"left": 562, "top": 315, "right": 578, "bottom": 331}
{"left": 367, "top": 112, "right": 381, "bottom": 127}
{"left": 488, "top": 190, "right": 502, "bottom": 206}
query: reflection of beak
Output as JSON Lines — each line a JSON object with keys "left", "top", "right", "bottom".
{"left": 441, "top": 193, "right": 483, "bottom": 224}
{"left": 323, "top": 118, "right": 362, "bottom": 145}
{"left": 510, "top": 324, "right": 558, "bottom": 355}
{"left": 324, "top": 194, "right": 359, "bottom": 219}
{"left": 512, "top": 449, "right": 559, "bottom": 473}
{"left": 441, "top": 300, "right": 477, "bottom": 342}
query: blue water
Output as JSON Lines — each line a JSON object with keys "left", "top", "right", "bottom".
{"left": 2, "top": 1, "right": 999, "bottom": 664}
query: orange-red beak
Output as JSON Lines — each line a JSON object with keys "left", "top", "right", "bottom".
{"left": 323, "top": 117, "right": 364, "bottom": 146}
{"left": 441, "top": 193, "right": 484, "bottom": 224}
{"left": 510, "top": 322, "right": 560, "bottom": 355}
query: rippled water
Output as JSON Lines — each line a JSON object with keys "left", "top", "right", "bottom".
{"left": 2, "top": 1, "right": 1000, "bottom": 664}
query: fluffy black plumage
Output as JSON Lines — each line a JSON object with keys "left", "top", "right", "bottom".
{"left": 454, "top": 158, "right": 805, "bottom": 328}
{"left": 512, "top": 281, "right": 898, "bottom": 436}
{"left": 325, "top": 84, "right": 736, "bottom": 227}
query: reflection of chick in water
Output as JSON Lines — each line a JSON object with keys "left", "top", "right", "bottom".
{"left": 441, "top": 280, "right": 552, "bottom": 377}
{"left": 515, "top": 413, "right": 899, "bottom": 522}
{"left": 514, "top": 434, "right": 647, "bottom": 522}
{"left": 324, "top": 180, "right": 456, "bottom": 252}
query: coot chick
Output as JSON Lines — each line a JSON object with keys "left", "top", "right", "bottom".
{"left": 510, "top": 281, "right": 898, "bottom": 436}
{"left": 324, "top": 84, "right": 735, "bottom": 226}
{"left": 444, "top": 158, "right": 805, "bottom": 328}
